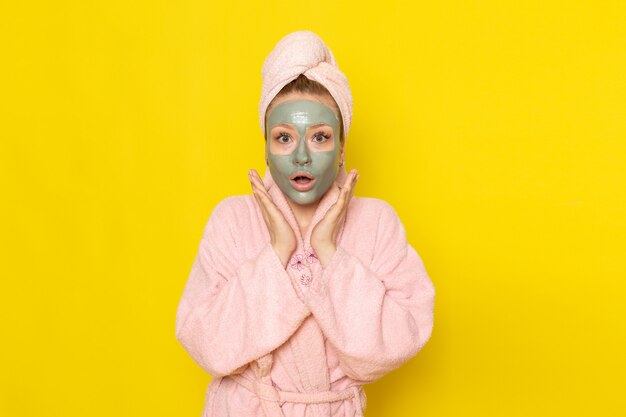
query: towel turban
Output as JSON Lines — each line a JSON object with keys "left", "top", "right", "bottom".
{"left": 259, "top": 30, "right": 353, "bottom": 141}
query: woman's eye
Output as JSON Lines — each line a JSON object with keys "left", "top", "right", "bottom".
{"left": 313, "top": 133, "right": 330, "bottom": 143}
{"left": 277, "top": 133, "right": 291, "bottom": 143}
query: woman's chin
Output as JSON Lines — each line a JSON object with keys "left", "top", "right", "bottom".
{"left": 286, "top": 192, "right": 321, "bottom": 207}
{"left": 287, "top": 183, "right": 338, "bottom": 207}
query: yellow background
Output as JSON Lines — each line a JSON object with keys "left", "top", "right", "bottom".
{"left": 1, "top": 1, "right": 624, "bottom": 416}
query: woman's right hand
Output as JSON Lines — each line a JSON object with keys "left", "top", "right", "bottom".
{"left": 248, "top": 169, "right": 296, "bottom": 268}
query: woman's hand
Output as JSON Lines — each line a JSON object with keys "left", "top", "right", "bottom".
{"left": 249, "top": 169, "right": 297, "bottom": 268}
{"left": 310, "top": 169, "right": 359, "bottom": 267}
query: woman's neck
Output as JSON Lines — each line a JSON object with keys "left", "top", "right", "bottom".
{"left": 286, "top": 198, "right": 319, "bottom": 238}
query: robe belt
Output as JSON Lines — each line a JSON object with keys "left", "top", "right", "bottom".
{"left": 230, "top": 373, "right": 364, "bottom": 416}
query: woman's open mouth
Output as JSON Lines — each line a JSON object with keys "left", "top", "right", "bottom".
{"left": 290, "top": 172, "right": 316, "bottom": 192}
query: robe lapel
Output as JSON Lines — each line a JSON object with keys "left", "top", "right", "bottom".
{"left": 260, "top": 167, "right": 349, "bottom": 415}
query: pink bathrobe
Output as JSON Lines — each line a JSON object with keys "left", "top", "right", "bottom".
{"left": 175, "top": 168, "right": 435, "bottom": 417}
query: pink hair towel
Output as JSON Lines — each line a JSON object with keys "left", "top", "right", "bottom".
{"left": 259, "top": 30, "right": 353, "bottom": 139}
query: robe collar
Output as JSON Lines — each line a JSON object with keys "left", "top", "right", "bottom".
{"left": 261, "top": 166, "right": 348, "bottom": 250}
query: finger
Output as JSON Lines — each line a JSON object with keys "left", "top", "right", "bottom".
{"left": 248, "top": 173, "right": 286, "bottom": 227}
{"left": 251, "top": 182, "right": 275, "bottom": 208}
{"left": 252, "top": 182, "right": 277, "bottom": 216}
{"left": 249, "top": 172, "right": 275, "bottom": 222}
{"left": 249, "top": 170, "right": 274, "bottom": 202}
{"left": 347, "top": 170, "right": 358, "bottom": 200}
{"left": 334, "top": 170, "right": 358, "bottom": 222}
{"left": 249, "top": 171, "right": 274, "bottom": 204}
{"left": 325, "top": 194, "right": 347, "bottom": 223}
{"left": 337, "top": 169, "right": 357, "bottom": 207}
{"left": 344, "top": 169, "right": 357, "bottom": 193}
{"left": 248, "top": 171, "right": 288, "bottom": 225}
{"left": 250, "top": 182, "right": 271, "bottom": 221}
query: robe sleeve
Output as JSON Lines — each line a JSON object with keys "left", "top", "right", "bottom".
{"left": 303, "top": 200, "right": 435, "bottom": 383}
{"left": 175, "top": 197, "right": 310, "bottom": 378}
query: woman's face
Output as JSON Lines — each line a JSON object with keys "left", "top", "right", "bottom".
{"left": 265, "top": 92, "right": 343, "bottom": 206}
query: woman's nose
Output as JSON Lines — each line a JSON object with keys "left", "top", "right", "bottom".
{"left": 293, "top": 139, "right": 312, "bottom": 166}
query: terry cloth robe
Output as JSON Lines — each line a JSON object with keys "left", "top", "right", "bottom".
{"left": 175, "top": 167, "right": 435, "bottom": 417}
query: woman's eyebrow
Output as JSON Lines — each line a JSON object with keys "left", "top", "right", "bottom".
{"left": 307, "top": 123, "right": 330, "bottom": 129}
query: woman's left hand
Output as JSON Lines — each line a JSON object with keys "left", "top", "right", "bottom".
{"left": 310, "top": 169, "right": 358, "bottom": 267}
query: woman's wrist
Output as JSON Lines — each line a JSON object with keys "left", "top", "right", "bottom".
{"left": 314, "top": 243, "right": 337, "bottom": 268}
{"left": 272, "top": 242, "right": 294, "bottom": 269}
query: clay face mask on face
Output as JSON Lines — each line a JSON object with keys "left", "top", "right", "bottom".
{"left": 265, "top": 99, "right": 342, "bottom": 206}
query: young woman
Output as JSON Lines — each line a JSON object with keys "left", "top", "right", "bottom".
{"left": 175, "top": 30, "right": 435, "bottom": 417}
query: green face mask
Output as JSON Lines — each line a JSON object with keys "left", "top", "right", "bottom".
{"left": 265, "top": 99, "right": 342, "bottom": 206}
